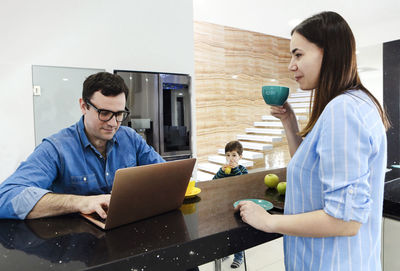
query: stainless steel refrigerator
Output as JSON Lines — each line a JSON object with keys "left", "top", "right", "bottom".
{"left": 115, "top": 70, "right": 192, "bottom": 161}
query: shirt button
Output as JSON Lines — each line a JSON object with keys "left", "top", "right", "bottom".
{"left": 348, "top": 188, "right": 353, "bottom": 194}
{"left": 83, "top": 177, "right": 87, "bottom": 182}
{"left": 106, "top": 172, "right": 109, "bottom": 176}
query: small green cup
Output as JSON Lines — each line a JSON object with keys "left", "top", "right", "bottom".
{"left": 261, "top": 86, "right": 289, "bottom": 106}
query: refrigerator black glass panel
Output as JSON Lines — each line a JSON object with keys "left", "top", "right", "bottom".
{"left": 115, "top": 70, "right": 192, "bottom": 161}
{"left": 162, "top": 83, "right": 190, "bottom": 152}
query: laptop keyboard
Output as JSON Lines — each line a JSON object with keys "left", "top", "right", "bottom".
{"left": 87, "top": 212, "right": 106, "bottom": 223}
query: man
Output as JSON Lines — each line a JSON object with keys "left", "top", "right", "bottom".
{"left": 0, "top": 72, "right": 164, "bottom": 220}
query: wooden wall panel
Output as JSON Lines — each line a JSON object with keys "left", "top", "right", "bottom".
{"left": 194, "top": 21, "right": 298, "bottom": 165}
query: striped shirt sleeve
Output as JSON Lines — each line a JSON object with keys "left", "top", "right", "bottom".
{"left": 316, "top": 97, "right": 373, "bottom": 223}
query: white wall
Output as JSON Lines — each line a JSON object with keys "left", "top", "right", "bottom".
{"left": 357, "top": 44, "right": 383, "bottom": 104}
{"left": 0, "top": 0, "right": 194, "bottom": 182}
{"left": 193, "top": 0, "right": 400, "bottom": 48}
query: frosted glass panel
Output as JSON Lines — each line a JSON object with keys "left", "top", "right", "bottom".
{"left": 32, "top": 65, "right": 105, "bottom": 146}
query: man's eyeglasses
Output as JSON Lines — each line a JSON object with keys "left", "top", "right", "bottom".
{"left": 85, "top": 99, "right": 130, "bottom": 122}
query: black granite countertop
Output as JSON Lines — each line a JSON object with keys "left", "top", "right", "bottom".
{"left": 383, "top": 168, "right": 400, "bottom": 221}
{"left": 0, "top": 169, "right": 285, "bottom": 271}
{"left": 0, "top": 167, "right": 398, "bottom": 270}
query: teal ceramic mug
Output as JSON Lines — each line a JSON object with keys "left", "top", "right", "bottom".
{"left": 261, "top": 86, "right": 289, "bottom": 106}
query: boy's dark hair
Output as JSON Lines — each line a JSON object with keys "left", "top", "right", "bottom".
{"left": 82, "top": 72, "right": 129, "bottom": 101}
{"left": 225, "top": 141, "right": 243, "bottom": 156}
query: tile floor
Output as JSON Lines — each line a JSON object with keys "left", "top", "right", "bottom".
{"left": 199, "top": 237, "right": 285, "bottom": 271}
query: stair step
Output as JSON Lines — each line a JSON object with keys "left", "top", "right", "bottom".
{"left": 296, "top": 115, "right": 308, "bottom": 120}
{"left": 239, "top": 141, "right": 273, "bottom": 151}
{"left": 287, "top": 97, "right": 310, "bottom": 103}
{"left": 290, "top": 92, "right": 311, "bottom": 98}
{"left": 261, "top": 115, "right": 307, "bottom": 121}
{"left": 291, "top": 102, "right": 309, "bottom": 108}
{"left": 198, "top": 162, "right": 221, "bottom": 174}
{"left": 196, "top": 170, "right": 215, "bottom": 182}
{"left": 217, "top": 149, "right": 264, "bottom": 159}
{"left": 208, "top": 155, "right": 254, "bottom": 168}
{"left": 262, "top": 116, "right": 283, "bottom": 123}
{"left": 261, "top": 115, "right": 279, "bottom": 121}
{"left": 245, "top": 128, "right": 285, "bottom": 135}
{"left": 237, "top": 134, "right": 282, "bottom": 143}
{"left": 294, "top": 108, "right": 309, "bottom": 113}
{"left": 254, "top": 121, "right": 283, "bottom": 127}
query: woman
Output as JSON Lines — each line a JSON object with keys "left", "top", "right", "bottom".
{"left": 235, "top": 11, "right": 390, "bottom": 270}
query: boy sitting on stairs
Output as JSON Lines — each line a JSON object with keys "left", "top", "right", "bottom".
{"left": 213, "top": 140, "right": 248, "bottom": 268}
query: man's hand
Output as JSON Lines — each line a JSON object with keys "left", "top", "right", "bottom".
{"left": 78, "top": 194, "right": 111, "bottom": 219}
{"left": 27, "top": 193, "right": 111, "bottom": 219}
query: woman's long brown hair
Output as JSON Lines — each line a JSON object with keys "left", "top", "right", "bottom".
{"left": 291, "top": 11, "right": 390, "bottom": 137}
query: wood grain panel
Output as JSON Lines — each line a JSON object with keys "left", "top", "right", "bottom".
{"left": 194, "top": 21, "right": 299, "bottom": 169}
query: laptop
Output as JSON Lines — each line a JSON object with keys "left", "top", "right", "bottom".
{"left": 81, "top": 158, "right": 196, "bottom": 230}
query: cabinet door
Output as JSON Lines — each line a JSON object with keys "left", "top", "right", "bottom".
{"left": 383, "top": 217, "right": 400, "bottom": 270}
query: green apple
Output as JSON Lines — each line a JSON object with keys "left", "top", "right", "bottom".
{"left": 277, "top": 182, "right": 286, "bottom": 195}
{"left": 224, "top": 167, "right": 231, "bottom": 174}
{"left": 264, "top": 173, "right": 279, "bottom": 188}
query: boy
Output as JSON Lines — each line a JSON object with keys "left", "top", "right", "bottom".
{"left": 213, "top": 140, "right": 248, "bottom": 268}
{"left": 213, "top": 141, "right": 248, "bottom": 180}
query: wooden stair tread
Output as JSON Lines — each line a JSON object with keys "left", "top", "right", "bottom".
{"left": 260, "top": 115, "right": 279, "bottom": 121}
{"left": 239, "top": 141, "right": 273, "bottom": 151}
{"left": 290, "top": 102, "right": 309, "bottom": 108}
{"left": 261, "top": 115, "right": 307, "bottom": 121}
{"left": 197, "top": 162, "right": 221, "bottom": 174}
{"left": 254, "top": 121, "right": 283, "bottom": 127}
{"left": 287, "top": 97, "right": 311, "bottom": 103}
{"left": 293, "top": 108, "right": 309, "bottom": 113}
{"left": 237, "top": 134, "right": 282, "bottom": 142}
{"left": 245, "top": 128, "right": 285, "bottom": 135}
{"left": 290, "top": 92, "right": 311, "bottom": 98}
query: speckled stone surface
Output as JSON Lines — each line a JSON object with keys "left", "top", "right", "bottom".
{"left": 384, "top": 168, "right": 400, "bottom": 221}
{"left": 0, "top": 167, "right": 398, "bottom": 270}
{"left": 0, "top": 168, "right": 285, "bottom": 271}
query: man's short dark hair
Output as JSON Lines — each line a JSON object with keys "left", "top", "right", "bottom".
{"left": 82, "top": 72, "right": 129, "bottom": 101}
{"left": 225, "top": 141, "right": 243, "bottom": 156}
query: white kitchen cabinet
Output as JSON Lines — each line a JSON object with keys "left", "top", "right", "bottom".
{"left": 383, "top": 217, "right": 400, "bottom": 271}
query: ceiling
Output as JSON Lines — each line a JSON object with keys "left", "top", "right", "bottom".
{"left": 193, "top": 0, "right": 400, "bottom": 48}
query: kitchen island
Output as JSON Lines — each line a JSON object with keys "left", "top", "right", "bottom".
{"left": 382, "top": 167, "right": 400, "bottom": 270}
{"left": 383, "top": 167, "right": 400, "bottom": 220}
{"left": 0, "top": 167, "right": 398, "bottom": 270}
{"left": 0, "top": 169, "right": 285, "bottom": 271}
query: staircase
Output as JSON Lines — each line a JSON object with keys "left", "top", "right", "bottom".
{"left": 196, "top": 90, "right": 311, "bottom": 182}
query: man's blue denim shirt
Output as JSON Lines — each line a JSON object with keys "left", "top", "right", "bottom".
{"left": 0, "top": 116, "right": 164, "bottom": 219}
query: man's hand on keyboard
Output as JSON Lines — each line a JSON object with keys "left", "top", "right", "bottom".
{"left": 78, "top": 194, "right": 111, "bottom": 219}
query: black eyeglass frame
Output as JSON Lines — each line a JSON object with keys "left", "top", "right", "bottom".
{"left": 84, "top": 99, "right": 130, "bottom": 122}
